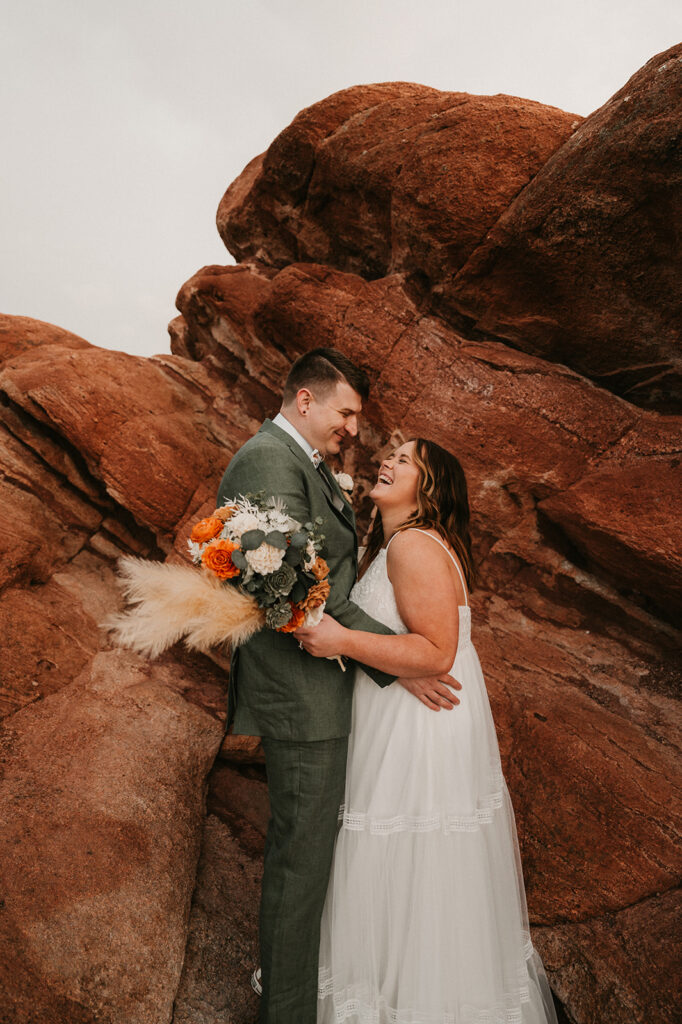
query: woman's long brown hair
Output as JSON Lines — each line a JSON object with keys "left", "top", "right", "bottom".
{"left": 358, "top": 438, "right": 476, "bottom": 591}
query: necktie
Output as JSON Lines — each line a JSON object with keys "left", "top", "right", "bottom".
{"left": 315, "top": 459, "right": 345, "bottom": 511}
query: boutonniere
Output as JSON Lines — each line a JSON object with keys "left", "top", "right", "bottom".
{"left": 333, "top": 472, "right": 354, "bottom": 499}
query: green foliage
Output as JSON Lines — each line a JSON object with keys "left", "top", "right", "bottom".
{"left": 241, "top": 529, "right": 266, "bottom": 551}
{"left": 264, "top": 530, "right": 288, "bottom": 550}
{"left": 231, "top": 550, "right": 248, "bottom": 570}
{"left": 284, "top": 545, "right": 303, "bottom": 567}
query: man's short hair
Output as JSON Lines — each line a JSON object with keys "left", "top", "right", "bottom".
{"left": 282, "top": 347, "right": 370, "bottom": 404}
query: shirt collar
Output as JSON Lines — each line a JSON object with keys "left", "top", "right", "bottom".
{"left": 273, "top": 412, "right": 323, "bottom": 467}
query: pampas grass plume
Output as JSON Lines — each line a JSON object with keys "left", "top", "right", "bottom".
{"left": 104, "top": 557, "right": 265, "bottom": 658}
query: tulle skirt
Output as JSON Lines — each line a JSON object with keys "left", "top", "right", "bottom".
{"left": 317, "top": 638, "right": 558, "bottom": 1024}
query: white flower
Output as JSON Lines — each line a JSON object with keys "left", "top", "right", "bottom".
{"left": 224, "top": 510, "right": 264, "bottom": 541}
{"left": 303, "top": 603, "right": 325, "bottom": 627}
{"left": 267, "top": 495, "right": 289, "bottom": 515}
{"left": 245, "top": 543, "right": 285, "bottom": 575}
{"left": 268, "top": 510, "right": 298, "bottom": 534}
{"left": 334, "top": 472, "right": 354, "bottom": 494}
{"left": 187, "top": 540, "right": 204, "bottom": 564}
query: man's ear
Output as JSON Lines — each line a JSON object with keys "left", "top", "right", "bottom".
{"left": 295, "top": 388, "right": 313, "bottom": 416}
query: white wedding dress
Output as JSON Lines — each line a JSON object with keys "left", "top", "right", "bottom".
{"left": 317, "top": 530, "right": 558, "bottom": 1024}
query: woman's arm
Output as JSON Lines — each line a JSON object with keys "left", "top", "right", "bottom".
{"left": 296, "top": 531, "right": 460, "bottom": 677}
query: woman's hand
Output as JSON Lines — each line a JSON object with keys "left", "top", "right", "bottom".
{"left": 295, "top": 614, "right": 348, "bottom": 658}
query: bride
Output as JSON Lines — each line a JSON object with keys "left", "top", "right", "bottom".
{"left": 296, "top": 438, "right": 558, "bottom": 1024}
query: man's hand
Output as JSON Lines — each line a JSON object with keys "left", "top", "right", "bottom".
{"left": 397, "top": 673, "right": 462, "bottom": 711}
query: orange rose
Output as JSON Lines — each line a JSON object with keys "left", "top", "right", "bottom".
{"left": 277, "top": 602, "right": 306, "bottom": 633}
{"left": 301, "top": 579, "right": 331, "bottom": 611}
{"left": 212, "top": 505, "right": 237, "bottom": 522}
{"left": 202, "top": 538, "right": 240, "bottom": 579}
{"left": 310, "top": 557, "right": 329, "bottom": 581}
{"left": 191, "top": 516, "right": 224, "bottom": 543}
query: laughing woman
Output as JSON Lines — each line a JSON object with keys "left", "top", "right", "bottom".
{"left": 296, "top": 438, "right": 558, "bottom": 1024}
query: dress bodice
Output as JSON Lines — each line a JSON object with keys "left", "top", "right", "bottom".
{"left": 351, "top": 546, "right": 471, "bottom": 652}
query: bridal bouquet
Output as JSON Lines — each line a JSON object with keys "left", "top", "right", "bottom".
{"left": 107, "top": 493, "right": 333, "bottom": 659}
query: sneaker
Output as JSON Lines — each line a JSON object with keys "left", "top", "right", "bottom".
{"left": 251, "top": 967, "right": 262, "bottom": 997}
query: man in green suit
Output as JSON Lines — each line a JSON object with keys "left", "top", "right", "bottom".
{"left": 217, "top": 348, "right": 461, "bottom": 1023}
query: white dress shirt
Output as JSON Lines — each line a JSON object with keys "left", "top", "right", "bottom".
{"left": 273, "top": 412, "right": 323, "bottom": 467}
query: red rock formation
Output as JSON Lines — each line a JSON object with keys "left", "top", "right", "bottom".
{"left": 218, "top": 83, "right": 581, "bottom": 283}
{"left": 448, "top": 44, "right": 682, "bottom": 412}
{"left": 0, "top": 313, "right": 273, "bottom": 1023}
{"left": 218, "top": 50, "right": 681, "bottom": 413}
{"left": 0, "top": 649, "right": 226, "bottom": 1024}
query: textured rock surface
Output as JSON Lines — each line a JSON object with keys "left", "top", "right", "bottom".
{"left": 534, "top": 889, "right": 682, "bottom": 1024}
{"left": 171, "top": 765, "right": 268, "bottom": 1024}
{"left": 218, "top": 51, "right": 681, "bottom": 412}
{"left": 0, "top": 314, "right": 255, "bottom": 1023}
{"left": 448, "top": 44, "right": 682, "bottom": 411}
{"left": 0, "top": 648, "right": 226, "bottom": 1024}
{"left": 218, "top": 83, "right": 580, "bottom": 285}
{"left": 170, "top": 251, "right": 681, "bottom": 1022}
{"left": 171, "top": 815, "right": 261, "bottom": 1024}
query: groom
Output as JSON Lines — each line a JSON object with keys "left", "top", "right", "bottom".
{"left": 216, "top": 347, "right": 461, "bottom": 1024}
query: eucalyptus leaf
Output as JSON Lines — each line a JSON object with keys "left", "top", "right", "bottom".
{"left": 241, "top": 529, "right": 266, "bottom": 551}
{"left": 290, "top": 531, "right": 308, "bottom": 549}
{"left": 264, "top": 530, "right": 288, "bottom": 550}
{"left": 284, "top": 546, "right": 302, "bottom": 566}
{"left": 290, "top": 581, "right": 306, "bottom": 604}
{"left": 231, "top": 550, "right": 248, "bottom": 570}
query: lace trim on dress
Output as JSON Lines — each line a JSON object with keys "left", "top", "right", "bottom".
{"left": 316, "top": 997, "right": 530, "bottom": 1024}
{"left": 338, "top": 794, "right": 503, "bottom": 834}
{"left": 318, "top": 963, "right": 536, "bottom": 1024}
{"left": 319, "top": 932, "right": 534, "bottom": 997}
{"left": 338, "top": 762, "right": 504, "bottom": 835}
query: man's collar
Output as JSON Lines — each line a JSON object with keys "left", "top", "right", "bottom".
{"left": 272, "top": 412, "right": 323, "bottom": 466}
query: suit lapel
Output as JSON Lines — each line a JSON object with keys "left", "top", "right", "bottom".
{"left": 318, "top": 461, "right": 354, "bottom": 524}
{"left": 258, "top": 419, "right": 355, "bottom": 531}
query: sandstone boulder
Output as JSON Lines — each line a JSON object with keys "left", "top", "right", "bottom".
{"left": 448, "top": 44, "right": 682, "bottom": 411}
{"left": 218, "top": 83, "right": 580, "bottom": 284}
{"left": 217, "top": 50, "right": 681, "bottom": 413}
{"left": 0, "top": 648, "right": 226, "bottom": 1024}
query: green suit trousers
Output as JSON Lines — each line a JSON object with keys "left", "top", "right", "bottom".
{"left": 259, "top": 736, "right": 348, "bottom": 1024}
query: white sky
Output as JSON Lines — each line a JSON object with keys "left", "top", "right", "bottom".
{"left": 2, "top": 0, "right": 680, "bottom": 358}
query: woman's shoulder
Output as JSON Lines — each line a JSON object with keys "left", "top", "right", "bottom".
{"left": 386, "top": 529, "right": 467, "bottom": 590}
{"left": 387, "top": 527, "right": 441, "bottom": 546}
{"left": 386, "top": 528, "right": 450, "bottom": 562}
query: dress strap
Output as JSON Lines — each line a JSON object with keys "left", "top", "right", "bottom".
{"left": 385, "top": 529, "right": 469, "bottom": 607}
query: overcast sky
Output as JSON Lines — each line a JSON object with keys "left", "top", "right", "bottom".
{"left": 2, "top": 0, "right": 680, "bottom": 358}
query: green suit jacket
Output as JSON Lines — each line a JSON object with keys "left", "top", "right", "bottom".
{"left": 216, "top": 418, "right": 396, "bottom": 741}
